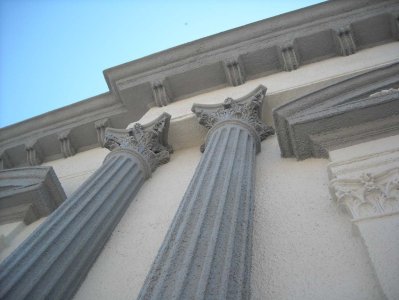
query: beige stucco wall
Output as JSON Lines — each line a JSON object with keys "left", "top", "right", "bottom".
{"left": 42, "top": 147, "right": 109, "bottom": 197}
{"left": 71, "top": 136, "right": 383, "bottom": 300}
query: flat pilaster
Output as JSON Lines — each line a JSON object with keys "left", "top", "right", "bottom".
{"left": 329, "top": 146, "right": 399, "bottom": 300}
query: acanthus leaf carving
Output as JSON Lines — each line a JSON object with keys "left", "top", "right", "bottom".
{"left": 192, "top": 85, "right": 275, "bottom": 143}
{"left": 104, "top": 113, "right": 172, "bottom": 173}
{"left": 331, "top": 168, "right": 399, "bottom": 220}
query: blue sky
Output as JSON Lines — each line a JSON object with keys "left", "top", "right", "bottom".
{"left": 0, "top": 0, "right": 323, "bottom": 128}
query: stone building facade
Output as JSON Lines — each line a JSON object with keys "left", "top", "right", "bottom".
{"left": 0, "top": 1, "right": 399, "bottom": 299}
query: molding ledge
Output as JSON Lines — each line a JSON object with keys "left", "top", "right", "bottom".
{"left": 0, "top": 0, "right": 397, "bottom": 168}
{"left": 105, "top": 0, "right": 398, "bottom": 108}
{"left": 0, "top": 166, "right": 66, "bottom": 225}
{"left": 273, "top": 62, "right": 399, "bottom": 160}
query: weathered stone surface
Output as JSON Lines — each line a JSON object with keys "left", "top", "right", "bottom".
{"left": 58, "top": 130, "right": 76, "bottom": 158}
{"left": 223, "top": 59, "right": 245, "bottom": 86}
{"left": 138, "top": 86, "right": 273, "bottom": 299}
{"left": 273, "top": 62, "right": 399, "bottom": 160}
{"left": 0, "top": 114, "right": 172, "bottom": 300}
{"left": 0, "top": 151, "right": 12, "bottom": 170}
{"left": 0, "top": 1, "right": 397, "bottom": 168}
{"left": 280, "top": 45, "right": 299, "bottom": 71}
{"left": 0, "top": 166, "right": 66, "bottom": 225}
{"left": 152, "top": 81, "right": 171, "bottom": 107}
{"left": 193, "top": 85, "right": 274, "bottom": 153}
{"left": 25, "top": 141, "right": 42, "bottom": 166}
{"left": 334, "top": 27, "right": 357, "bottom": 56}
{"left": 104, "top": 112, "right": 173, "bottom": 175}
{"left": 94, "top": 118, "right": 110, "bottom": 147}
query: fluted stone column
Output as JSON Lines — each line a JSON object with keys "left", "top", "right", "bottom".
{"left": 0, "top": 113, "right": 172, "bottom": 300}
{"left": 138, "top": 86, "right": 274, "bottom": 300}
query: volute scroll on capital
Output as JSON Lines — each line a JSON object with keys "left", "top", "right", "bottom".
{"left": 103, "top": 112, "right": 173, "bottom": 175}
{"left": 191, "top": 85, "right": 275, "bottom": 152}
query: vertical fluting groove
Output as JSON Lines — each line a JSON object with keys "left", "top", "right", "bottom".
{"left": 56, "top": 165, "right": 144, "bottom": 300}
{"left": 0, "top": 156, "right": 124, "bottom": 289}
{"left": 46, "top": 161, "right": 144, "bottom": 299}
{"left": 230, "top": 138, "right": 253, "bottom": 298}
{"left": 139, "top": 124, "right": 259, "bottom": 300}
{"left": 173, "top": 127, "right": 240, "bottom": 299}
{"left": 1, "top": 156, "right": 131, "bottom": 299}
{"left": 137, "top": 129, "right": 222, "bottom": 299}
{"left": 0, "top": 155, "right": 117, "bottom": 280}
{"left": 219, "top": 132, "right": 251, "bottom": 299}
{"left": 38, "top": 160, "right": 140, "bottom": 296}
{"left": 151, "top": 128, "right": 230, "bottom": 298}
{"left": 237, "top": 137, "right": 256, "bottom": 298}
{"left": 194, "top": 127, "right": 243, "bottom": 298}
{"left": 0, "top": 153, "right": 149, "bottom": 300}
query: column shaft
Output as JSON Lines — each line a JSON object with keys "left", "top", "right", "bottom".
{"left": 0, "top": 112, "right": 172, "bottom": 300}
{"left": 139, "top": 124, "right": 257, "bottom": 299}
{"left": 0, "top": 152, "right": 145, "bottom": 300}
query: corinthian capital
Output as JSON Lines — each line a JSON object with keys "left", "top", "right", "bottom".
{"left": 192, "top": 85, "right": 274, "bottom": 142}
{"left": 330, "top": 168, "right": 399, "bottom": 220}
{"left": 104, "top": 113, "right": 172, "bottom": 174}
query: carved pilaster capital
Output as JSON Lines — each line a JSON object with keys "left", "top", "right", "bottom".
{"left": 330, "top": 168, "right": 399, "bottom": 220}
{"left": 104, "top": 113, "right": 173, "bottom": 176}
{"left": 192, "top": 85, "right": 274, "bottom": 152}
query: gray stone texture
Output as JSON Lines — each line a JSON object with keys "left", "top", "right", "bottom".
{"left": 280, "top": 45, "right": 299, "bottom": 72}
{"left": 0, "top": 1, "right": 396, "bottom": 169}
{"left": 138, "top": 87, "right": 273, "bottom": 299}
{"left": 273, "top": 62, "right": 399, "bottom": 160}
{"left": 0, "top": 114, "right": 172, "bottom": 300}
{"left": 94, "top": 118, "right": 110, "bottom": 147}
{"left": 25, "top": 140, "right": 42, "bottom": 166}
{"left": 152, "top": 81, "right": 171, "bottom": 107}
{"left": 57, "top": 130, "right": 76, "bottom": 158}
{"left": 0, "top": 166, "right": 66, "bottom": 225}
{"left": 334, "top": 27, "right": 357, "bottom": 56}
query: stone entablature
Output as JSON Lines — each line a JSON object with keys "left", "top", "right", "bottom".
{"left": 0, "top": 0, "right": 397, "bottom": 169}
{"left": 105, "top": 0, "right": 398, "bottom": 107}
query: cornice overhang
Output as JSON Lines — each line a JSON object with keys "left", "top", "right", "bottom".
{"left": 104, "top": 0, "right": 399, "bottom": 107}
{"left": 273, "top": 62, "right": 399, "bottom": 160}
{"left": 0, "top": 0, "right": 397, "bottom": 168}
